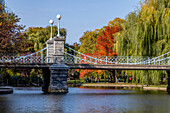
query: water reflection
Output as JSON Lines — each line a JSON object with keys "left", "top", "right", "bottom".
{"left": 0, "top": 87, "right": 170, "bottom": 113}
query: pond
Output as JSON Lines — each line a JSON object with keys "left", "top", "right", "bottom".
{"left": 0, "top": 87, "right": 169, "bottom": 113}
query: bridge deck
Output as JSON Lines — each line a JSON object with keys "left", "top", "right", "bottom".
{"left": 0, "top": 63, "right": 169, "bottom": 70}
{"left": 68, "top": 64, "right": 170, "bottom": 70}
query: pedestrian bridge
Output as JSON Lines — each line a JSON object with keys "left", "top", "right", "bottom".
{"left": 0, "top": 37, "right": 169, "bottom": 93}
{"left": 0, "top": 63, "right": 169, "bottom": 70}
{"left": 0, "top": 43, "right": 169, "bottom": 69}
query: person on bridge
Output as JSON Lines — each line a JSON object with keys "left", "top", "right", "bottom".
{"left": 97, "top": 77, "right": 100, "bottom": 83}
{"left": 129, "top": 76, "right": 132, "bottom": 83}
{"left": 95, "top": 77, "right": 97, "bottom": 83}
{"left": 124, "top": 74, "right": 127, "bottom": 83}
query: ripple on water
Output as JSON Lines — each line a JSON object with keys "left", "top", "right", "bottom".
{"left": 0, "top": 87, "right": 169, "bottom": 113}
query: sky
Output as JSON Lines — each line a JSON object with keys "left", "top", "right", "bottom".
{"left": 5, "top": 0, "right": 141, "bottom": 45}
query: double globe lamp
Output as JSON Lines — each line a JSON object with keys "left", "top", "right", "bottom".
{"left": 49, "top": 14, "right": 61, "bottom": 40}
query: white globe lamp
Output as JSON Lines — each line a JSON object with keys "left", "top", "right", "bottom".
{"left": 49, "top": 19, "right": 54, "bottom": 40}
{"left": 57, "top": 14, "right": 62, "bottom": 37}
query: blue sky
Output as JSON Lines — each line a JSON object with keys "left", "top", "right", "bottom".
{"left": 5, "top": 0, "right": 141, "bottom": 44}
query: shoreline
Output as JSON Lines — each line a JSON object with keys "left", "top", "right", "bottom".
{"left": 1, "top": 83, "right": 167, "bottom": 91}
{"left": 81, "top": 83, "right": 167, "bottom": 91}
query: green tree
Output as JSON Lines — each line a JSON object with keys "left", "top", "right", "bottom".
{"left": 25, "top": 26, "right": 67, "bottom": 52}
{"left": 78, "top": 29, "right": 102, "bottom": 54}
{"left": 115, "top": 0, "right": 170, "bottom": 85}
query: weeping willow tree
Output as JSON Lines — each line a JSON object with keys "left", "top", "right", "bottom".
{"left": 115, "top": 0, "right": 170, "bottom": 85}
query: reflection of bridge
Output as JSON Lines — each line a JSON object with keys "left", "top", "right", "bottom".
{"left": 0, "top": 37, "right": 170, "bottom": 93}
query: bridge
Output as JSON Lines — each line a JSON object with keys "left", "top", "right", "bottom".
{"left": 0, "top": 36, "right": 170, "bottom": 93}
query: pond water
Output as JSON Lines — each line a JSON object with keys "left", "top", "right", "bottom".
{"left": 0, "top": 87, "right": 170, "bottom": 113}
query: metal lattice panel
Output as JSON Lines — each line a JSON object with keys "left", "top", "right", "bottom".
{"left": 0, "top": 44, "right": 169, "bottom": 65}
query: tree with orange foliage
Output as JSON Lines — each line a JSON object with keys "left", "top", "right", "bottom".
{"left": 78, "top": 53, "right": 95, "bottom": 78}
{"left": 77, "top": 18, "right": 124, "bottom": 79}
{"left": 95, "top": 26, "right": 122, "bottom": 56}
{"left": 79, "top": 69, "right": 94, "bottom": 79}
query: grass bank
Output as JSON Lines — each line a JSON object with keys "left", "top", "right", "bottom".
{"left": 82, "top": 83, "right": 167, "bottom": 91}
{"left": 67, "top": 80, "right": 167, "bottom": 91}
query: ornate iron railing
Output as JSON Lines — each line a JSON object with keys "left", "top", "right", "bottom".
{"left": 64, "top": 45, "right": 170, "bottom": 65}
{"left": 0, "top": 44, "right": 169, "bottom": 65}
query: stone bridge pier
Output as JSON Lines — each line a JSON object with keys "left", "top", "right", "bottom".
{"left": 42, "top": 36, "right": 69, "bottom": 93}
{"left": 167, "top": 70, "right": 170, "bottom": 93}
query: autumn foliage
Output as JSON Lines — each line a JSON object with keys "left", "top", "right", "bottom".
{"left": 0, "top": 3, "right": 33, "bottom": 54}
{"left": 95, "top": 26, "right": 122, "bottom": 56}
{"left": 79, "top": 69, "right": 93, "bottom": 78}
{"left": 77, "top": 53, "right": 93, "bottom": 78}
{"left": 78, "top": 24, "right": 122, "bottom": 78}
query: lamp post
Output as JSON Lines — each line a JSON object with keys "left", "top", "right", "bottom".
{"left": 56, "top": 14, "right": 61, "bottom": 37}
{"left": 49, "top": 19, "right": 54, "bottom": 40}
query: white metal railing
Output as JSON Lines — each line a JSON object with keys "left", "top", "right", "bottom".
{"left": 0, "top": 44, "right": 169, "bottom": 65}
